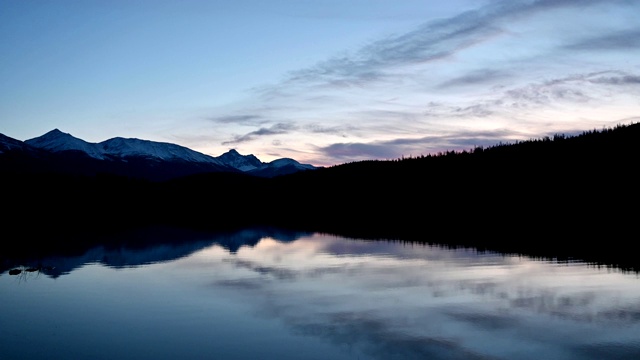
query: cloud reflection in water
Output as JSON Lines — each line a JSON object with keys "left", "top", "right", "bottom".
{"left": 182, "top": 234, "right": 640, "bottom": 360}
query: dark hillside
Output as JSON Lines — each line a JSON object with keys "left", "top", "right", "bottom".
{"left": 264, "top": 122, "right": 639, "bottom": 269}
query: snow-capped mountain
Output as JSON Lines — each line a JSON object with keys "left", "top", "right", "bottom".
{"left": 267, "top": 158, "right": 316, "bottom": 170}
{"left": 25, "top": 129, "right": 107, "bottom": 160}
{"left": 25, "top": 129, "right": 227, "bottom": 165}
{"left": 1, "top": 129, "right": 319, "bottom": 180}
{"left": 247, "top": 157, "right": 317, "bottom": 177}
{"left": 216, "top": 149, "right": 263, "bottom": 171}
{"left": 100, "top": 136, "right": 228, "bottom": 164}
{"left": 218, "top": 148, "right": 318, "bottom": 177}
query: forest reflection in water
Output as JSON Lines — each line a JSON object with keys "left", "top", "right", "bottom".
{"left": 1, "top": 226, "right": 640, "bottom": 360}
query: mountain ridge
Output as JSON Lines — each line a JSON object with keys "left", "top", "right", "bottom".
{"left": 1, "top": 129, "right": 319, "bottom": 180}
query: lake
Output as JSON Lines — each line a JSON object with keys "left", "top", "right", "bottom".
{"left": 2, "top": 226, "right": 639, "bottom": 360}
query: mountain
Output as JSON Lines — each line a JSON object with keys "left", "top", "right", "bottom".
{"left": 1, "top": 129, "right": 318, "bottom": 180}
{"left": 218, "top": 148, "right": 318, "bottom": 177}
{"left": 25, "top": 129, "right": 108, "bottom": 160}
{"left": 0, "top": 133, "right": 32, "bottom": 153}
{"left": 217, "top": 148, "right": 263, "bottom": 171}
{"left": 247, "top": 157, "right": 317, "bottom": 177}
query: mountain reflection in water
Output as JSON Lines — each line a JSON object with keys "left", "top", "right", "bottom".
{"left": 1, "top": 226, "right": 313, "bottom": 277}
{"left": 1, "top": 226, "right": 639, "bottom": 360}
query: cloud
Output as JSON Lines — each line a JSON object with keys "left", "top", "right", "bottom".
{"left": 438, "top": 69, "right": 512, "bottom": 89}
{"left": 208, "top": 114, "right": 267, "bottom": 125}
{"left": 451, "top": 103, "right": 496, "bottom": 118}
{"left": 320, "top": 142, "right": 400, "bottom": 160}
{"left": 501, "top": 71, "right": 640, "bottom": 108}
{"left": 308, "top": 67, "right": 640, "bottom": 164}
{"left": 222, "top": 123, "right": 296, "bottom": 145}
{"left": 350, "top": 109, "right": 421, "bottom": 122}
{"left": 304, "top": 123, "right": 356, "bottom": 136}
{"left": 565, "top": 28, "right": 640, "bottom": 51}
{"left": 197, "top": 233, "right": 640, "bottom": 360}
{"left": 230, "top": 259, "right": 299, "bottom": 281}
{"left": 426, "top": 71, "right": 640, "bottom": 122}
{"left": 272, "top": 0, "right": 626, "bottom": 93}
{"left": 318, "top": 129, "right": 524, "bottom": 162}
{"left": 202, "top": 0, "right": 639, "bottom": 166}
{"left": 504, "top": 82, "right": 592, "bottom": 108}
{"left": 282, "top": 311, "right": 492, "bottom": 360}
{"left": 281, "top": 10, "right": 505, "bottom": 90}
{"left": 589, "top": 74, "right": 640, "bottom": 86}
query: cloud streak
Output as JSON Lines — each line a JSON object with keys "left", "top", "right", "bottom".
{"left": 565, "top": 28, "right": 640, "bottom": 51}
{"left": 282, "top": 9, "right": 504, "bottom": 90}
{"left": 318, "top": 129, "right": 524, "bottom": 163}
{"left": 203, "top": 0, "right": 640, "bottom": 166}
{"left": 276, "top": 0, "right": 631, "bottom": 92}
{"left": 222, "top": 122, "right": 296, "bottom": 145}
{"left": 209, "top": 114, "right": 267, "bottom": 125}
{"left": 438, "top": 69, "right": 513, "bottom": 89}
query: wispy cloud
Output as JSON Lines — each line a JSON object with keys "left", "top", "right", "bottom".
{"left": 208, "top": 114, "right": 267, "bottom": 125}
{"left": 589, "top": 74, "right": 640, "bottom": 86}
{"left": 319, "top": 142, "right": 399, "bottom": 161}
{"left": 281, "top": 9, "right": 504, "bottom": 90}
{"left": 204, "top": 0, "right": 639, "bottom": 166}
{"left": 272, "top": 0, "right": 628, "bottom": 93}
{"left": 303, "top": 123, "right": 356, "bottom": 136}
{"left": 236, "top": 0, "right": 638, "bottom": 124}
{"left": 222, "top": 123, "right": 296, "bottom": 145}
{"left": 438, "top": 69, "right": 512, "bottom": 89}
{"left": 425, "top": 70, "right": 640, "bottom": 119}
{"left": 565, "top": 28, "right": 640, "bottom": 51}
{"left": 252, "top": 66, "right": 640, "bottom": 165}
{"left": 318, "top": 129, "right": 525, "bottom": 163}
{"left": 502, "top": 71, "right": 640, "bottom": 108}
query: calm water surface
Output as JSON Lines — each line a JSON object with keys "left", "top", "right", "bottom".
{"left": 2, "top": 228, "right": 639, "bottom": 359}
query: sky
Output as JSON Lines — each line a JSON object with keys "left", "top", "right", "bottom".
{"left": 1, "top": 0, "right": 639, "bottom": 166}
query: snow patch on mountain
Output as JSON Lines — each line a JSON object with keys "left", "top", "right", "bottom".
{"left": 267, "top": 158, "right": 316, "bottom": 170}
{"left": 217, "top": 149, "right": 263, "bottom": 171}
{"left": 100, "top": 137, "right": 224, "bottom": 164}
{"left": 25, "top": 129, "right": 106, "bottom": 159}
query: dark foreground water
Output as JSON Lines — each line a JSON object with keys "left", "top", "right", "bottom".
{"left": 2, "top": 227, "right": 639, "bottom": 360}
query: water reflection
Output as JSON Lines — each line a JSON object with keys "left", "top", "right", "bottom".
{"left": 191, "top": 235, "right": 640, "bottom": 359}
{"left": 2, "top": 228, "right": 639, "bottom": 360}
{"left": 1, "top": 225, "right": 312, "bottom": 278}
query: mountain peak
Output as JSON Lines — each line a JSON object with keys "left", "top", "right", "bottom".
{"left": 217, "top": 149, "right": 263, "bottom": 172}
{"left": 40, "top": 128, "right": 71, "bottom": 139}
{"left": 25, "top": 129, "right": 106, "bottom": 159}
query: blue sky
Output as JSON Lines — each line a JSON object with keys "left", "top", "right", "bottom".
{"left": 1, "top": 0, "right": 639, "bottom": 166}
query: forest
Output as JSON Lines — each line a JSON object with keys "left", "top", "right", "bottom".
{"left": 3, "top": 122, "right": 639, "bottom": 271}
